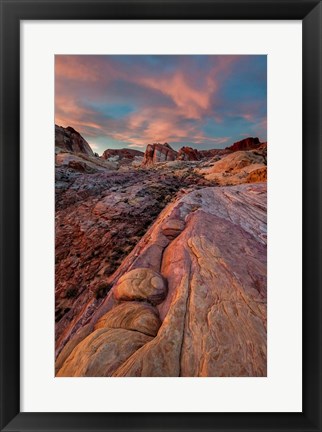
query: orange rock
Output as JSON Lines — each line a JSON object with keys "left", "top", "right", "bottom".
{"left": 161, "top": 219, "right": 185, "bottom": 239}
{"left": 94, "top": 301, "right": 161, "bottom": 336}
{"left": 57, "top": 328, "right": 152, "bottom": 377}
{"left": 113, "top": 268, "right": 167, "bottom": 305}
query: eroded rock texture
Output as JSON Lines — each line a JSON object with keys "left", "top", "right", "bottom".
{"left": 142, "top": 143, "right": 178, "bottom": 166}
{"left": 226, "top": 136, "right": 261, "bottom": 152}
{"left": 198, "top": 148, "right": 267, "bottom": 185}
{"left": 55, "top": 125, "right": 94, "bottom": 156}
{"left": 56, "top": 183, "right": 267, "bottom": 377}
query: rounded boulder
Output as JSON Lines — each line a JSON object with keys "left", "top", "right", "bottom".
{"left": 114, "top": 268, "right": 167, "bottom": 305}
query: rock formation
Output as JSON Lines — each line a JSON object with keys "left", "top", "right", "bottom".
{"left": 141, "top": 137, "right": 264, "bottom": 167}
{"left": 142, "top": 143, "right": 178, "bottom": 166}
{"left": 55, "top": 152, "right": 116, "bottom": 173}
{"left": 177, "top": 146, "right": 202, "bottom": 161}
{"left": 55, "top": 125, "right": 267, "bottom": 377}
{"left": 226, "top": 136, "right": 260, "bottom": 152}
{"left": 55, "top": 125, "right": 94, "bottom": 156}
{"left": 101, "top": 148, "right": 144, "bottom": 162}
{"left": 56, "top": 183, "right": 267, "bottom": 377}
{"left": 55, "top": 163, "right": 215, "bottom": 351}
{"left": 198, "top": 148, "right": 267, "bottom": 185}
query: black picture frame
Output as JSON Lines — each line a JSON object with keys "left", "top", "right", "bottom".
{"left": 0, "top": 0, "right": 321, "bottom": 431}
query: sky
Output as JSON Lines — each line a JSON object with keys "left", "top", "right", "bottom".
{"left": 55, "top": 55, "right": 267, "bottom": 155}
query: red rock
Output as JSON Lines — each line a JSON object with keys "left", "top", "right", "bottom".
{"left": 55, "top": 125, "right": 94, "bottom": 156}
{"left": 94, "top": 301, "right": 161, "bottom": 336}
{"left": 57, "top": 183, "right": 267, "bottom": 377}
{"left": 177, "top": 146, "right": 202, "bottom": 161}
{"left": 226, "top": 137, "right": 261, "bottom": 152}
{"left": 142, "top": 143, "right": 177, "bottom": 166}
{"left": 57, "top": 328, "right": 152, "bottom": 377}
{"left": 198, "top": 148, "right": 267, "bottom": 185}
{"left": 113, "top": 268, "right": 168, "bottom": 305}
{"left": 101, "top": 148, "right": 143, "bottom": 161}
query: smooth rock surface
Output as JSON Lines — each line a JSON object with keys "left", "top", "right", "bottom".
{"left": 199, "top": 150, "right": 267, "bottom": 185}
{"left": 57, "top": 328, "right": 152, "bottom": 377}
{"left": 114, "top": 268, "right": 167, "bottom": 305}
{"left": 94, "top": 301, "right": 161, "bottom": 336}
{"left": 114, "top": 183, "right": 267, "bottom": 377}
{"left": 161, "top": 218, "right": 185, "bottom": 239}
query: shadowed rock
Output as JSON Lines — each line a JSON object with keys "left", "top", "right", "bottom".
{"left": 55, "top": 125, "right": 94, "bottom": 156}
{"left": 226, "top": 137, "right": 260, "bottom": 152}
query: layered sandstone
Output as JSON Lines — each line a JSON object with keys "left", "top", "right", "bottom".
{"left": 56, "top": 183, "right": 267, "bottom": 377}
{"left": 198, "top": 149, "right": 267, "bottom": 185}
{"left": 142, "top": 143, "right": 178, "bottom": 166}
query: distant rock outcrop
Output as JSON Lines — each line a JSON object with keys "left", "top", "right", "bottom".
{"left": 141, "top": 137, "right": 263, "bottom": 166}
{"left": 142, "top": 143, "right": 178, "bottom": 166}
{"left": 199, "top": 148, "right": 267, "bottom": 185}
{"left": 177, "top": 146, "right": 202, "bottom": 161}
{"left": 226, "top": 137, "right": 260, "bottom": 152}
{"left": 55, "top": 125, "right": 94, "bottom": 156}
{"left": 101, "top": 148, "right": 144, "bottom": 161}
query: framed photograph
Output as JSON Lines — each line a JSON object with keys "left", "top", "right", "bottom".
{"left": 1, "top": 0, "right": 321, "bottom": 431}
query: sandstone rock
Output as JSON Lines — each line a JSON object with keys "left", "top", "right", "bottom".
{"left": 177, "top": 146, "right": 201, "bottom": 161}
{"left": 55, "top": 125, "right": 94, "bottom": 156}
{"left": 113, "top": 184, "right": 267, "bottom": 377}
{"left": 55, "top": 152, "right": 116, "bottom": 173}
{"left": 226, "top": 136, "right": 261, "bottom": 152}
{"left": 55, "top": 165, "right": 216, "bottom": 356}
{"left": 57, "top": 328, "right": 152, "bottom": 377}
{"left": 55, "top": 137, "right": 267, "bottom": 376}
{"left": 55, "top": 323, "right": 93, "bottom": 374}
{"left": 142, "top": 143, "right": 177, "bottom": 166}
{"left": 113, "top": 268, "right": 167, "bottom": 305}
{"left": 101, "top": 148, "right": 144, "bottom": 163}
{"left": 198, "top": 149, "right": 267, "bottom": 185}
{"left": 161, "top": 218, "right": 185, "bottom": 239}
{"left": 94, "top": 301, "right": 161, "bottom": 336}
{"left": 57, "top": 183, "right": 267, "bottom": 377}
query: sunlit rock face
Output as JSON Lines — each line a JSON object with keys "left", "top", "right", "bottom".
{"left": 198, "top": 148, "right": 267, "bottom": 186}
{"left": 56, "top": 183, "right": 267, "bottom": 377}
{"left": 142, "top": 143, "right": 178, "bottom": 166}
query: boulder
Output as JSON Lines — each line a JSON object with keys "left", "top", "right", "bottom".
{"left": 113, "top": 268, "right": 167, "bottom": 305}
{"left": 57, "top": 328, "right": 152, "bottom": 377}
{"left": 94, "top": 301, "right": 161, "bottom": 337}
